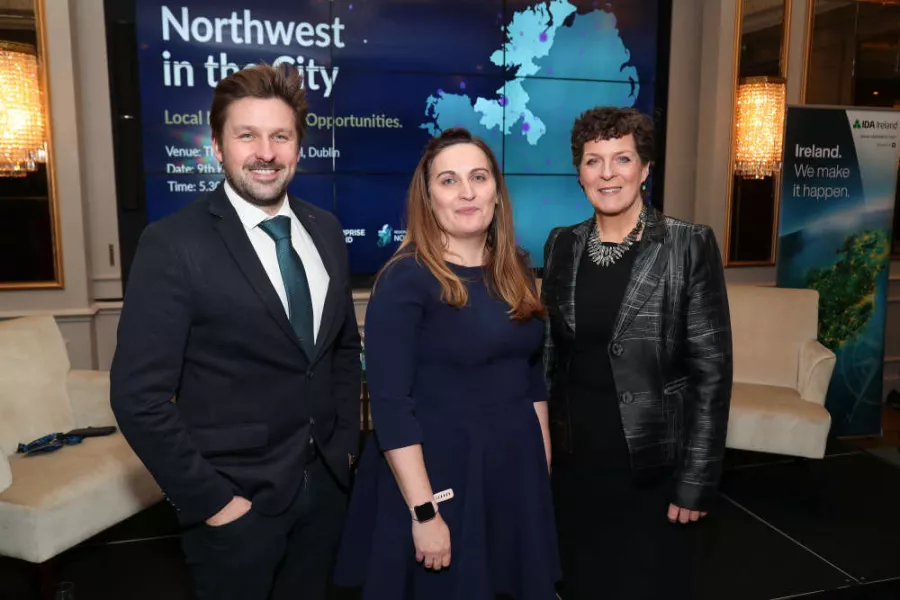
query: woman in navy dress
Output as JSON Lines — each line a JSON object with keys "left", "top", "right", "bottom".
{"left": 334, "top": 128, "right": 559, "bottom": 600}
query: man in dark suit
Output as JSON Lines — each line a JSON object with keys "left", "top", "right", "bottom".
{"left": 110, "top": 64, "right": 361, "bottom": 600}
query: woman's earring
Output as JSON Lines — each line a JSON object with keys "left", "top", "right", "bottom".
{"left": 640, "top": 182, "right": 647, "bottom": 192}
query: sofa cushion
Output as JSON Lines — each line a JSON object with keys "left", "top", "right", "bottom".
{"left": 0, "top": 316, "right": 74, "bottom": 456}
{"left": 726, "top": 382, "right": 832, "bottom": 459}
{"left": 726, "top": 285, "right": 820, "bottom": 390}
{"left": 0, "top": 433, "right": 161, "bottom": 563}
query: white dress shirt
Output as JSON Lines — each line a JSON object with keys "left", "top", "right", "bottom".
{"left": 224, "top": 180, "right": 330, "bottom": 342}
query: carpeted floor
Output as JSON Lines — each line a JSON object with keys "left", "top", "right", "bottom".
{"left": 4, "top": 436, "right": 900, "bottom": 600}
{"left": 5, "top": 405, "right": 900, "bottom": 599}
{"left": 864, "top": 445, "right": 900, "bottom": 468}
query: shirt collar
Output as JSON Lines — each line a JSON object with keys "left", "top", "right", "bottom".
{"left": 223, "top": 180, "right": 292, "bottom": 231}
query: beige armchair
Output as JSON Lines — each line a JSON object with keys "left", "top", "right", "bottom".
{"left": 0, "top": 315, "right": 161, "bottom": 563}
{"left": 725, "top": 285, "right": 836, "bottom": 459}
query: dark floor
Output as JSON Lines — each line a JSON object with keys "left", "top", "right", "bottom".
{"left": 3, "top": 416, "right": 900, "bottom": 599}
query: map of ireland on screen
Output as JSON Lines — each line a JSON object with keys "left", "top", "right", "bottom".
{"left": 421, "top": 0, "right": 641, "bottom": 174}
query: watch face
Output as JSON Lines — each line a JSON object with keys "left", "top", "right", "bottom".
{"left": 414, "top": 502, "right": 436, "bottom": 522}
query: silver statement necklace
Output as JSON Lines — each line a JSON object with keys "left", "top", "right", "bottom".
{"left": 586, "top": 205, "right": 647, "bottom": 267}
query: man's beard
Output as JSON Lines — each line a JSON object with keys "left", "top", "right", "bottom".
{"left": 224, "top": 161, "right": 291, "bottom": 208}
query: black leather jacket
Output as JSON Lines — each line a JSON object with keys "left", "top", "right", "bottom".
{"left": 542, "top": 206, "right": 733, "bottom": 510}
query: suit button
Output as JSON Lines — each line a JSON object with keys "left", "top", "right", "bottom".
{"left": 306, "top": 369, "right": 314, "bottom": 379}
{"left": 620, "top": 391, "right": 633, "bottom": 404}
{"left": 611, "top": 342, "right": 624, "bottom": 357}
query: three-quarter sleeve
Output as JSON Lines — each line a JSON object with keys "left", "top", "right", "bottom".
{"left": 364, "top": 257, "right": 428, "bottom": 451}
{"left": 527, "top": 346, "right": 548, "bottom": 402}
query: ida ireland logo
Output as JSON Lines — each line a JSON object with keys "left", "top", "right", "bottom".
{"left": 853, "top": 118, "right": 898, "bottom": 130}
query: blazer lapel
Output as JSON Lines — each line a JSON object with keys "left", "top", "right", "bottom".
{"left": 562, "top": 218, "right": 594, "bottom": 336}
{"left": 208, "top": 188, "right": 308, "bottom": 358}
{"left": 612, "top": 206, "right": 669, "bottom": 339}
{"left": 291, "top": 197, "right": 340, "bottom": 363}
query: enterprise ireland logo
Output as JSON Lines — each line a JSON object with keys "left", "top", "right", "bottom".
{"left": 343, "top": 228, "right": 366, "bottom": 244}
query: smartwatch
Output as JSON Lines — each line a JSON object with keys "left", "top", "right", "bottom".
{"left": 411, "top": 501, "right": 437, "bottom": 523}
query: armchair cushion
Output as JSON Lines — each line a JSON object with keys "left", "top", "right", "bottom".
{"left": 798, "top": 340, "right": 836, "bottom": 406}
{"left": 67, "top": 370, "right": 116, "bottom": 429}
{"left": 0, "top": 434, "right": 161, "bottom": 563}
{"left": 0, "top": 316, "right": 74, "bottom": 456}
{"left": 727, "top": 382, "right": 832, "bottom": 459}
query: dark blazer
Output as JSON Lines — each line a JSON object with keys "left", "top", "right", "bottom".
{"left": 110, "top": 186, "right": 361, "bottom": 526}
{"left": 541, "top": 205, "right": 733, "bottom": 510}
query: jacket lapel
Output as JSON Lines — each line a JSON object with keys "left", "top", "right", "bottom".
{"left": 291, "top": 197, "right": 340, "bottom": 364}
{"left": 561, "top": 218, "right": 594, "bottom": 336}
{"left": 612, "top": 205, "right": 669, "bottom": 339}
{"left": 208, "top": 188, "right": 309, "bottom": 358}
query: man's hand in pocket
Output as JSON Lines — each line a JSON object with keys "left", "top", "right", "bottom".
{"left": 206, "top": 496, "right": 251, "bottom": 527}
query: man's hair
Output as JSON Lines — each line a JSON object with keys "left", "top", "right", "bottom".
{"left": 570, "top": 107, "right": 655, "bottom": 169}
{"left": 209, "top": 63, "right": 309, "bottom": 144}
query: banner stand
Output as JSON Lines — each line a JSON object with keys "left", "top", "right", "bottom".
{"left": 776, "top": 105, "right": 899, "bottom": 436}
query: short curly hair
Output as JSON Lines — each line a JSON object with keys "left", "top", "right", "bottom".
{"left": 570, "top": 107, "right": 655, "bottom": 170}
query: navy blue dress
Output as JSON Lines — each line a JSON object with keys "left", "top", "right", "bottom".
{"left": 334, "top": 256, "right": 559, "bottom": 600}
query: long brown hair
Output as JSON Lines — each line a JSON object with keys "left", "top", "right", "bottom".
{"left": 378, "top": 128, "right": 544, "bottom": 320}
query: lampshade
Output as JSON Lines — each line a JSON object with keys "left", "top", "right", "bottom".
{"left": 733, "top": 76, "right": 786, "bottom": 179}
{"left": 0, "top": 41, "right": 46, "bottom": 177}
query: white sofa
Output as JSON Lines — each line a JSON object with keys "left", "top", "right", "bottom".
{"left": 725, "top": 285, "right": 836, "bottom": 459}
{"left": 0, "top": 315, "right": 161, "bottom": 563}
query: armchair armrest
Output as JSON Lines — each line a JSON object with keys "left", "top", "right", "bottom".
{"left": 0, "top": 446, "right": 10, "bottom": 495}
{"left": 66, "top": 370, "right": 117, "bottom": 429}
{"left": 798, "top": 339, "right": 836, "bottom": 406}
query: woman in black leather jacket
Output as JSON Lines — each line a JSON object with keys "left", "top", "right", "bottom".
{"left": 542, "top": 107, "right": 733, "bottom": 599}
